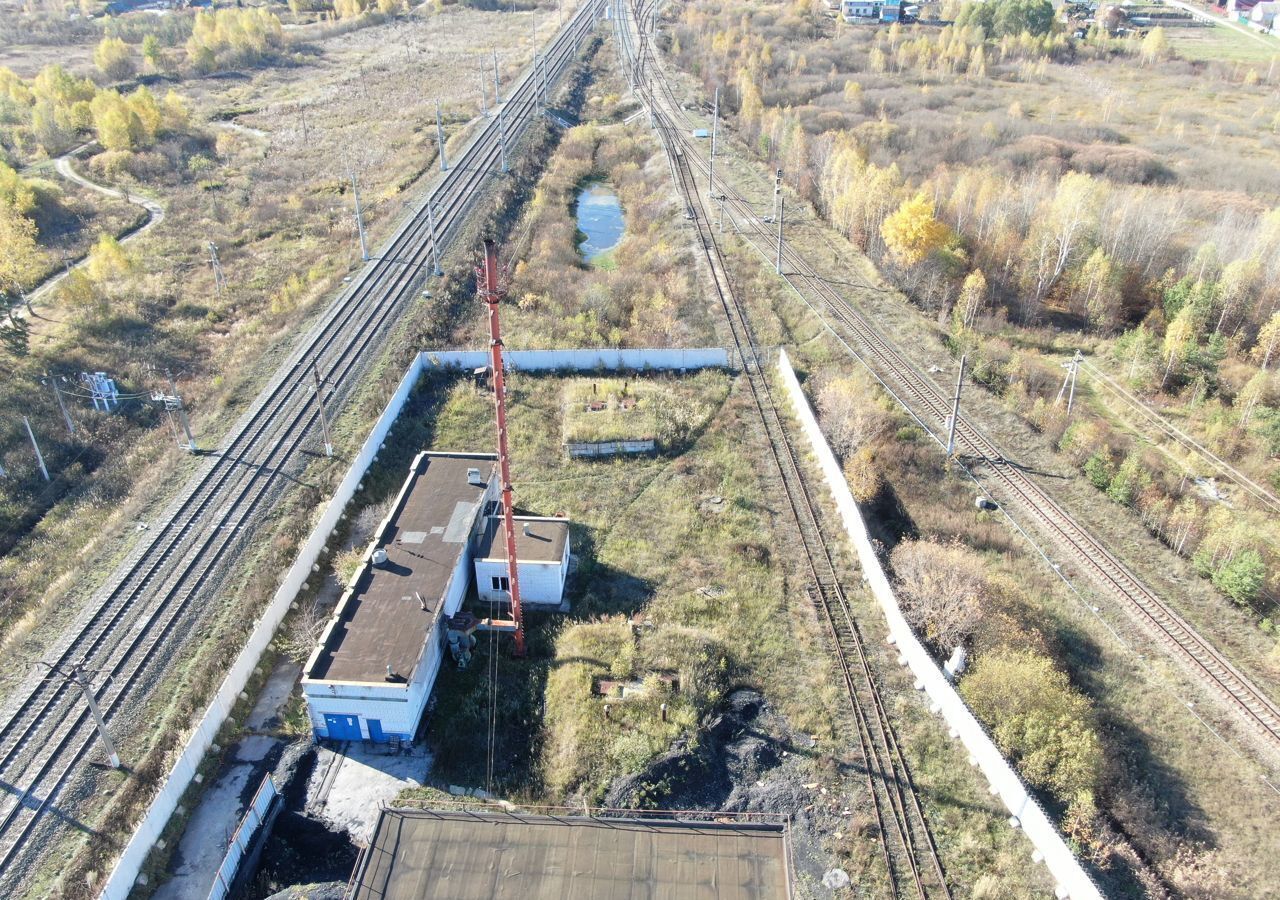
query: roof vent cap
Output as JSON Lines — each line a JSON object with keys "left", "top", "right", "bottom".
{"left": 372, "top": 548, "right": 389, "bottom": 567}
{"left": 467, "top": 467, "right": 485, "bottom": 486}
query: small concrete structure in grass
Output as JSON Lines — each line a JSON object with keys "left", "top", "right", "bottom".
{"left": 301, "top": 451, "right": 570, "bottom": 744}
{"left": 562, "top": 377, "right": 660, "bottom": 457}
{"left": 560, "top": 373, "right": 728, "bottom": 458}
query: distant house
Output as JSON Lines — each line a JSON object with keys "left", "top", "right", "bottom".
{"left": 841, "top": 0, "right": 884, "bottom": 18}
{"left": 1250, "top": 0, "right": 1280, "bottom": 27}
{"left": 881, "top": 0, "right": 904, "bottom": 22}
{"left": 1227, "top": 0, "right": 1264, "bottom": 18}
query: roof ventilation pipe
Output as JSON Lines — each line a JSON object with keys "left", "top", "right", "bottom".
{"left": 372, "top": 548, "right": 389, "bottom": 567}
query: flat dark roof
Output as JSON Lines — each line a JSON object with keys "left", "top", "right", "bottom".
{"left": 475, "top": 516, "right": 569, "bottom": 564}
{"left": 306, "top": 453, "right": 496, "bottom": 684}
{"left": 352, "top": 809, "right": 791, "bottom": 900}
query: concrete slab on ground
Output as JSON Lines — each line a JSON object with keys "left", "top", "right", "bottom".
{"left": 307, "top": 742, "right": 432, "bottom": 842}
{"left": 246, "top": 660, "right": 300, "bottom": 732}
{"left": 156, "top": 659, "right": 299, "bottom": 898}
{"left": 153, "top": 737, "right": 282, "bottom": 900}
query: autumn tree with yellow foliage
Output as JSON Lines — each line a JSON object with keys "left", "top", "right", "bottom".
{"left": 94, "top": 36, "right": 136, "bottom": 83}
{"left": 880, "top": 192, "right": 951, "bottom": 268}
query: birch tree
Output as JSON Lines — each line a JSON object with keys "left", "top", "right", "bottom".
{"left": 1253, "top": 310, "right": 1280, "bottom": 370}
{"left": 952, "top": 268, "right": 989, "bottom": 331}
{"left": 1161, "top": 305, "right": 1200, "bottom": 388}
{"left": 1213, "top": 256, "right": 1260, "bottom": 336}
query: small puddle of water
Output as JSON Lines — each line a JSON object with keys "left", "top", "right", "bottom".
{"left": 575, "top": 181, "right": 625, "bottom": 263}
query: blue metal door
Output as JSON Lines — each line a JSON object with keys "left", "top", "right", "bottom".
{"left": 367, "top": 719, "right": 385, "bottom": 742}
{"left": 324, "top": 714, "right": 361, "bottom": 741}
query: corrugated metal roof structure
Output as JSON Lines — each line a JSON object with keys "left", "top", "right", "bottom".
{"left": 350, "top": 808, "right": 792, "bottom": 900}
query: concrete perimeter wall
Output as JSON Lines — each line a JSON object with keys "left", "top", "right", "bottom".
{"left": 100, "top": 353, "right": 429, "bottom": 900}
{"left": 101, "top": 345, "right": 728, "bottom": 898}
{"left": 421, "top": 347, "right": 728, "bottom": 371}
{"left": 776, "top": 350, "right": 1103, "bottom": 900}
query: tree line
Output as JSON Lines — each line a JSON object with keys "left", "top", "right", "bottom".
{"left": 668, "top": 0, "right": 1280, "bottom": 608}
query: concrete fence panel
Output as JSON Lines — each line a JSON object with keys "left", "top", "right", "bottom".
{"left": 421, "top": 347, "right": 728, "bottom": 372}
{"left": 776, "top": 349, "right": 1103, "bottom": 900}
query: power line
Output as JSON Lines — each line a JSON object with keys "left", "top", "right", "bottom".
{"left": 42, "top": 373, "right": 75, "bottom": 436}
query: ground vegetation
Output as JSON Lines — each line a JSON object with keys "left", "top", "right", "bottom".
{"left": 664, "top": 0, "right": 1280, "bottom": 660}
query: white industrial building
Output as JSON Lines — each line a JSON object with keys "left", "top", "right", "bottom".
{"left": 301, "top": 450, "right": 571, "bottom": 743}
{"left": 475, "top": 516, "right": 571, "bottom": 607}
{"left": 842, "top": 0, "right": 883, "bottom": 18}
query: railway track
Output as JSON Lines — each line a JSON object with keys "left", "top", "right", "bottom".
{"left": 617, "top": 5, "right": 951, "bottom": 897}
{"left": 634, "top": 14, "right": 1280, "bottom": 756}
{"left": 0, "top": 4, "right": 602, "bottom": 887}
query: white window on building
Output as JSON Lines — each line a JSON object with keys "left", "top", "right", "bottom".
{"left": 491, "top": 575, "right": 510, "bottom": 593}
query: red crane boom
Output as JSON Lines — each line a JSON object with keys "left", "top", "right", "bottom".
{"left": 479, "top": 239, "right": 526, "bottom": 657}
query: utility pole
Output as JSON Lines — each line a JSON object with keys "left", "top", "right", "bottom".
{"left": 946, "top": 355, "right": 967, "bottom": 458}
{"left": 708, "top": 86, "right": 719, "bottom": 197}
{"left": 23, "top": 416, "right": 49, "bottom": 482}
{"left": 1056, "top": 350, "right": 1082, "bottom": 417}
{"left": 772, "top": 168, "right": 782, "bottom": 224}
{"left": 435, "top": 100, "right": 448, "bottom": 172}
{"left": 492, "top": 48, "right": 501, "bottom": 104}
{"left": 38, "top": 662, "right": 121, "bottom": 769}
{"left": 775, "top": 194, "right": 785, "bottom": 275}
{"left": 349, "top": 169, "right": 368, "bottom": 262}
{"left": 208, "top": 241, "right": 227, "bottom": 299}
{"left": 427, "top": 199, "right": 444, "bottom": 277}
{"left": 155, "top": 369, "right": 197, "bottom": 452}
{"left": 498, "top": 107, "right": 509, "bottom": 174}
{"left": 44, "top": 373, "right": 75, "bottom": 436}
{"left": 477, "top": 66, "right": 488, "bottom": 117}
{"left": 311, "top": 363, "right": 334, "bottom": 458}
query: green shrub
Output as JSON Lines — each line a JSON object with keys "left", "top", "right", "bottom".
{"left": 1211, "top": 549, "right": 1266, "bottom": 605}
{"left": 1083, "top": 448, "right": 1114, "bottom": 490}
{"left": 1105, "top": 452, "right": 1150, "bottom": 507}
{"left": 960, "top": 648, "right": 1103, "bottom": 804}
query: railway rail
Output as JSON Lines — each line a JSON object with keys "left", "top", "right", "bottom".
{"left": 0, "top": 4, "right": 602, "bottom": 888}
{"left": 633, "top": 11, "right": 1280, "bottom": 755}
{"left": 618, "top": 5, "right": 952, "bottom": 897}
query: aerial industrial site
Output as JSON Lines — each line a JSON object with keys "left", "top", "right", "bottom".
{"left": 0, "top": 0, "right": 1278, "bottom": 897}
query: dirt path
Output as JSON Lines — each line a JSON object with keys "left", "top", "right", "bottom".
{"left": 25, "top": 142, "right": 165, "bottom": 309}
